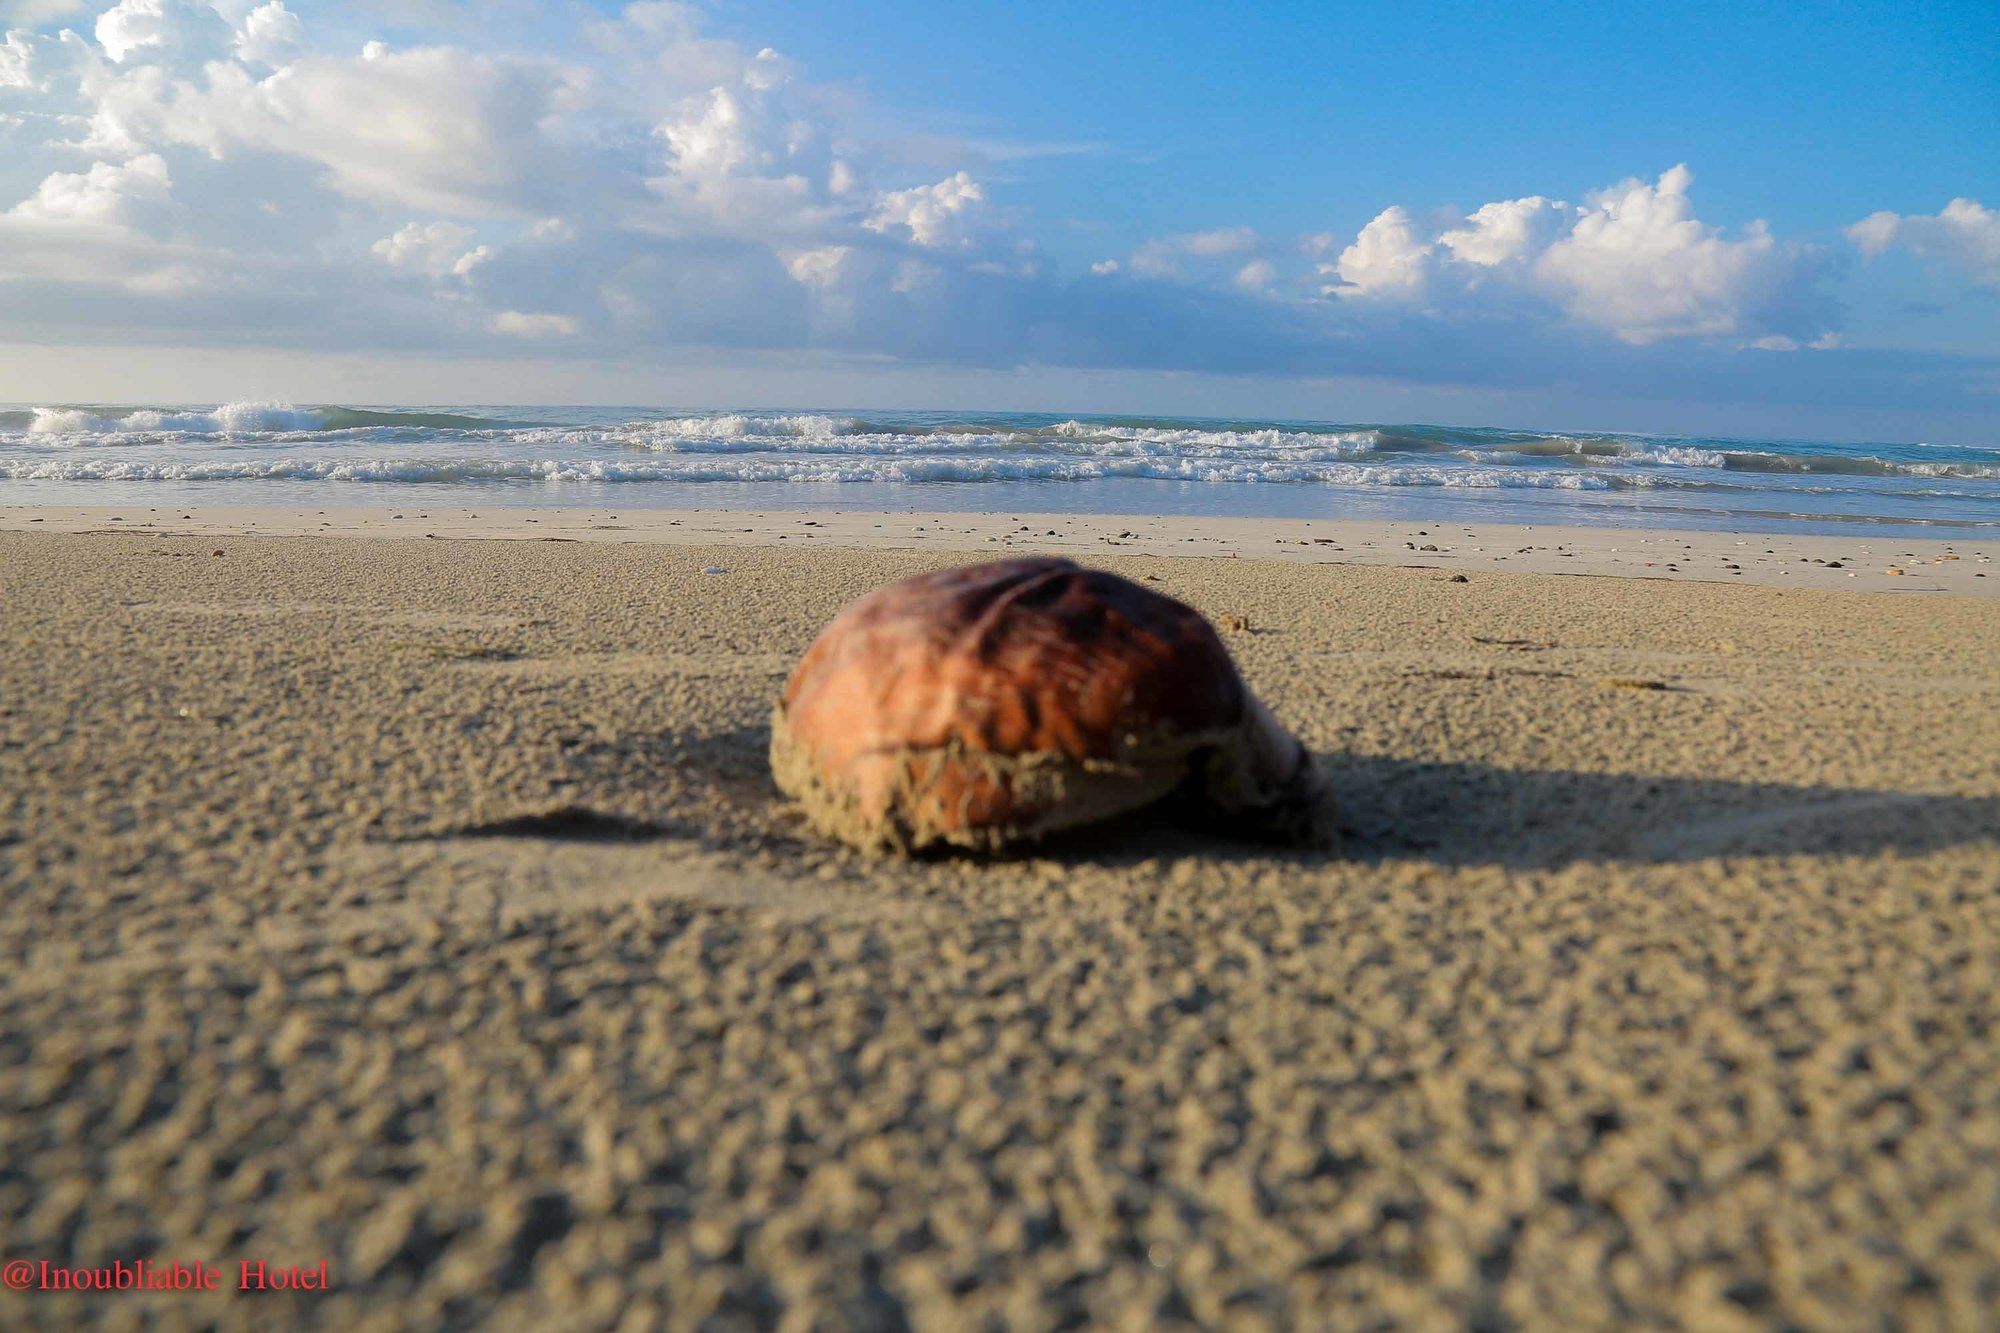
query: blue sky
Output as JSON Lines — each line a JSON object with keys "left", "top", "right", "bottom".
{"left": 0, "top": 0, "right": 1995, "bottom": 440}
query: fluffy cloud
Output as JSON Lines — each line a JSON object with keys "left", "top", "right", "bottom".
{"left": 639, "top": 42, "right": 868, "bottom": 240}
{"left": 1, "top": 21, "right": 94, "bottom": 102}
{"left": 1438, "top": 196, "right": 1567, "bottom": 267}
{"left": 93, "top": 0, "right": 228, "bottom": 65}
{"left": 372, "top": 219, "right": 489, "bottom": 278}
{"left": 0, "top": 150, "right": 207, "bottom": 295}
{"left": 11, "top": 150, "right": 168, "bottom": 225}
{"left": 782, "top": 244, "right": 849, "bottom": 288}
{"left": 0, "top": 1, "right": 1983, "bottom": 414}
{"left": 232, "top": 1, "right": 302, "bottom": 67}
{"left": 77, "top": 44, "right": 599, "bottom": 214}
{"left": 867, "top": 171, "right": 989, "bottom": 249}
{"left": 1537, "top": 167, "right": 1827, "bottom": 342}
{"left": 1848, "top": 198, "right": 2000, "bottom": 289}
{"left": 1327, "top": 206, "right": 1434, "bottom": 297}
{"left": 1, "top": 30, "right": 39, "bottom": 85}
{"left": 1324, "top": 167, "right": 1834, "bottom": 344}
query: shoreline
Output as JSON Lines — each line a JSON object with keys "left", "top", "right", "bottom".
{"left": 4, "top": 502, "right": 1995, "bottom": 596}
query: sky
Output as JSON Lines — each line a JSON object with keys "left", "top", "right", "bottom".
{"left": 0, "top": 0, "right": 1995, "bottom": 441}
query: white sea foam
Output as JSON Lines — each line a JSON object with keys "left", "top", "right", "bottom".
{"left": 0, "top": 454, "right": 1640, "bottom": 488}
{"left": 3, "top": 406, "right": 1994, "bottom": 535}
{"left": 643, "top": 413, "right": 863, "bottom": 440}
{"left": 1635, "top": 444, "right": 1731, "bottom": 468}
{"left": 1907, "top": 460, "right": 2000, "bottom": 479}
{"left": 1047, "top": 420, "right": 1380, "bottom": 454}
{"left": 26, "top": 402, "right": 328, "bottom": 438}
{"left": 25, "top": 409, "right": 106, "bottom": 435}
{"left": 620, "top": 426, "right": 1381, "bottom": 464}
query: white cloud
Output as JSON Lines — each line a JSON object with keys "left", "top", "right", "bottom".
{"left": 1178, "top": 226, "right": 1258, "bottom": 258}
{"left": 1747, "top": 332, "right": 1845, "bottom": 352}
{"left": 1848, "top": 198, "right": 2000, "bottom": 289}
{"left": 94, "top": 0, "right": 229, "bottom": 65}
{"left": 1438, "top": 195, "right": 1566, "bottom": 267}
{"left": 642, "top": 43, "right": 857, "bottom": 238}
{"left": 56, "top": 10, "right": 599, "bottom": 214}
{"left": 1329, "top": 206, "right": 1433, "bottom": 297}
{"left": 783, "top": 244, "right": 849, "bottom": 288}
{"left": 660, "top": 84, "right": 775, "bottom": 179}
{"left": 491, "top": 309, "right": 577, "bottom": 339}
{"left": 1534, "top": 166, "right": 1816, "bottom": 342}
{"left": 1130, "top": 225, "right": 1262, "bottom": 278}
{"left": 0, "top": 151, "right": 205, "bottom": 295}
{"left": 0, "top": 0, "right": 1044, "bottom": 353}
{"left": 866, "top": 171, "right": 988, "bottom": 249}
{"left": 157, "top": 48, "right": 591, "bottom": 214}
{"left": 11, "top": 152, "right": 169, "bottom": 227}
{"left": 0, "top": 4, "right": 1963, "bottom": 409}
{"left": 1323, "top": 167, "right": 1831, "bottom": 344}
{"left": 1, "top": 1, "right": 92, "bottom": 25}
{"left": 1233, "top": 258, "right": 1275, "bottom": 292}
{"left": 1, "top": 32, "right": 39, "bottom": 88}
{"left": 233, "top": 1, "right": 303, "bottom": 67}
{"left": 372, "top": 220, "right": 489, "bottom": 277}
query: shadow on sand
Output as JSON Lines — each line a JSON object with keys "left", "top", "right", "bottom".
{"left": 452, "top": 724, "right": 1999, "bottom": 871}
{"left": 1048, "top": 754, "right": 2000, "bottom": 869}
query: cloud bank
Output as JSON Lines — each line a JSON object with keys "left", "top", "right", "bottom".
{"left": 0, "top": 0, "right": 1993, "bottom": 417}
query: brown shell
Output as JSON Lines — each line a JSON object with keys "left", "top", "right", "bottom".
{"left": 771, "top": 558, "right": 1332, "bottom": 852}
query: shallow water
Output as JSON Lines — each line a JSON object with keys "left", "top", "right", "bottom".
{"left": 3, "top": 403, "right": 1995, "bottom": 537}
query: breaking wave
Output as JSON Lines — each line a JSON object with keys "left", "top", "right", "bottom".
{"left": 6, "top": 402, "right": 507, "bottom": 440}
{"left": 2, "top": 405, "right": 1994, "bottom": 532}
{"left": 0, "top": 455, "right": 1650, "bottom": 488}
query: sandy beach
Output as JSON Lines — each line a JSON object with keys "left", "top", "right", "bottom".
{"left": 5, "top": 503, "right": 1996, "bottom": 596}
{"left": 3, "top": 517, "right": 1998, "bottom": 1329}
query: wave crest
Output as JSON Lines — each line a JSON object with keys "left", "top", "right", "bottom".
{"left": 0, "top": 454, "right": 1652, "bottom": 489}
{"left": 28, "top": 402, "right": 329, "bottom": 436}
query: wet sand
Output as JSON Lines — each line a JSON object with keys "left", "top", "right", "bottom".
{"left": 2, "top": 523, "right": 1998, "bottom": 1329}
{"left": 4, "top": 503, "right": 1996, "bottom": 596}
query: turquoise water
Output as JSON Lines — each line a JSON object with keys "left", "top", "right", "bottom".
{"left": 3, "top": 403, "right": 1996, "bottom": 537}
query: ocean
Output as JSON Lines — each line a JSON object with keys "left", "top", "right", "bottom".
{"left": 3, "top": 404, "right": 1996, "bottom": 537}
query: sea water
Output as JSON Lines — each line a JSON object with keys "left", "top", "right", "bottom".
{"left": 3, "top": 404, "right": 1996, "bottom": 537}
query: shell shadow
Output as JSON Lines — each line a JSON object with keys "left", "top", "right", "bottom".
{"left": 545, "top": 723, "right": 1999, "bottom": 870}
{"left": 1037, "top": 755, "right": 2000, "bottom": 869}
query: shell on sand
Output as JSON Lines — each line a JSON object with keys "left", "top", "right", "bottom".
{"left": 771, "top": 557, "right": 1335, "bottom": 852}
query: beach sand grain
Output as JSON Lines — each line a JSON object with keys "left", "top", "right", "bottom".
{"left": 2, "top": 526, "right": 1997, "bottom": 1329}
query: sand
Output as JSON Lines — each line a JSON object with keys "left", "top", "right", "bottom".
{"left": 5, "top": 503, "right": 1996, "bottom": 597}
{"left": 2, "top": 516, "right": 1997, "bottom": 1330}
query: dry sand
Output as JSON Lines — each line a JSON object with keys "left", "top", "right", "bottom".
{"left": 1, "top": 519, "right": 1998, "bottom": 1329}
